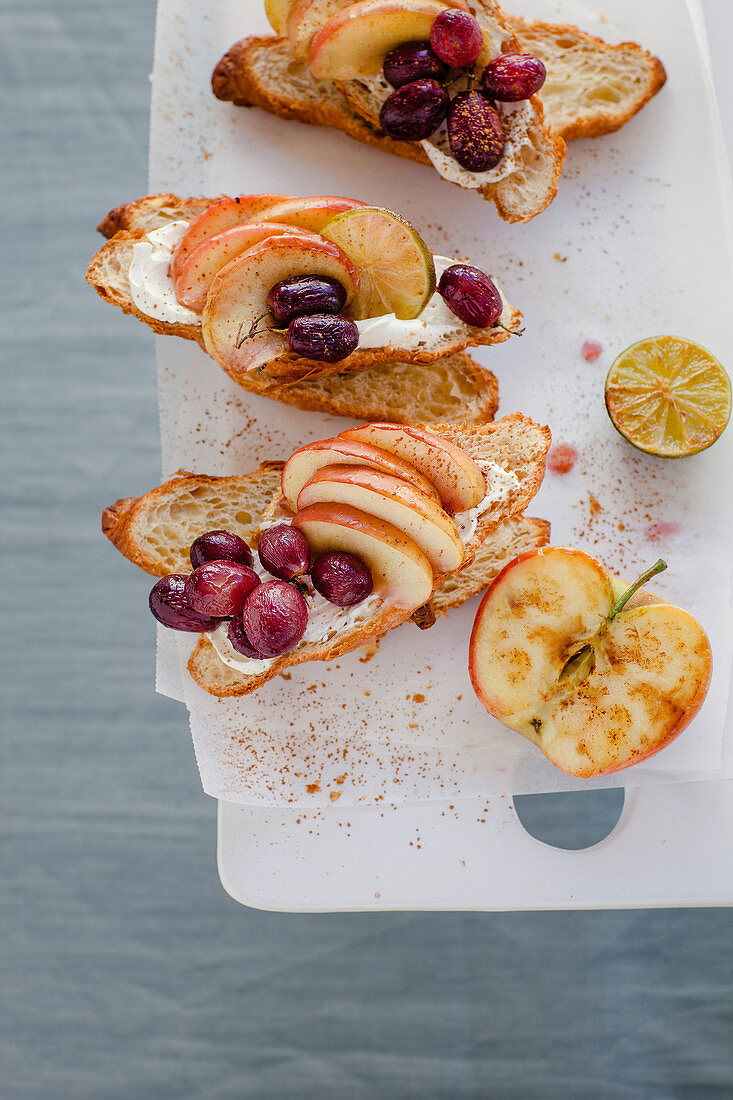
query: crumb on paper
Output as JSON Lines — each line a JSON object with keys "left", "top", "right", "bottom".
{"left": 359, "top": 640, "right": 379, "bottom": 662}
{"left": 582, "top": 340, "right": 603, "bottom": 362}
{"left": 547, "top": 443, "right": 579, "bottom": 474}
{"left": 306, "top": 782, "right": 321, "bottom": 794}
{"left": 329, "top": 791, "right": 342, "bottom": 802}
{"left": 554, "top": 253, "right": 567, "bottom": 262}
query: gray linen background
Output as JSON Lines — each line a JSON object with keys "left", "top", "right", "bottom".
{"left": 2, "top": 1, "right": 732, "bottom": 1096}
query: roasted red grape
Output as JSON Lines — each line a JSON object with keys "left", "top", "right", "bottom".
{"left": 190, "top": 529, "right": 253, "bottom": 570}
{"left": 227, "top": 615, "right": 268, "bottom": 659}
{"left": 184, "top": 561, "right": 260, "bottom": 617}
{"left": 438, "top": 264, "right": 502, "bottom": 327}
{"left": 383, "top": 40, "right": 450, "bottom": 88}
{"left": 149, "top": 574, "right": 221, "bottom": 632}
{"left": 258, "top": 524, "right": 311, "bottom": 581}
{"left": 481, "top": 52, "right": 546, "bottom": 101}
{"left": 241, "top": 581, "right": 308, "bottom": 657}
{"left": 311, "top": 552, "right": 373, "bottom": 606}
{"left": 447, "top": 91, "right": 505, "bottom": 171}
{"left": 287, "top": 313, "right": 359, "bottom": 362}
{"left": 429, "top": 10, "right": 483, "bottom": 68}
{"left": 379, "top": 79, "right": 448, "bottom": 141}
{"left": 267, "top": 275, "right": 347, "bottom": 324}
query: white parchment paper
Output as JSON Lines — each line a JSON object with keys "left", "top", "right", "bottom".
{"left": 149, "top": 0, "right": 733, "bottom": 804}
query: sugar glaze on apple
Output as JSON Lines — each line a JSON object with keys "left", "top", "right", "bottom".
{"left": 469, "top": 547, "right": 713, "bottom": 778}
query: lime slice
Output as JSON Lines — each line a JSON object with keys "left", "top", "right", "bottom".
{"left": 320, "top": 206, "right": 436, "bottom": 321}
{"left": 604, "top": 335, "right": 731, "bottom": 458}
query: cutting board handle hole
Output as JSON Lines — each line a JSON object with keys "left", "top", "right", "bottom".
{"left": 513, "top": 788, "right": 625, "bottom": 850}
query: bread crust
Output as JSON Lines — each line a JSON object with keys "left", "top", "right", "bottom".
{"left": 102, "top": 415, "right": 551, "bottom": 696}
{"left": 213, "top": 20, "right": 566, "bottom": 224}
{"left": 507, "top": 16, "right": 667, "bottom": 141}
{"left": 212, "top": 16, "right": 666, "bottom": 157}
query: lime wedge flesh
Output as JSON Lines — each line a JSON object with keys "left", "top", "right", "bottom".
{"left": 320, "top": 206, "right": 436, "bottom": 321}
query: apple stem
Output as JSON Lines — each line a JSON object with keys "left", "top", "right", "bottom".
{"left": 609, "top": 559, "right": 667, "bottom": 621}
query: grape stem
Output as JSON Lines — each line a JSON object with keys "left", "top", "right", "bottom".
{"left": 235, "top": 309, "right": 281, "bottom": 349}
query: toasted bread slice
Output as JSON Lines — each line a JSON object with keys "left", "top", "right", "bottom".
{"left": 212, "top": 16, "right": 665, "bottom": 158}
{"left": 508, "top": 17, "right": 666, "bottom": 141}
{"left": 102, "top": 462, "right": 549, "bottom": 603}
{"left": 213, "top": 6, "right": 566, "bottom": 223}
{"left": 103, "top": 414, "right": 550, "bottom": 695}
{"left": 87, "top": 193, "right": 522, "bottom": 389}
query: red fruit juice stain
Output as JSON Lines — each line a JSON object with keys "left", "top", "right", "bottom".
{"left": 547, "top": 443, "right": 578, "bottom": 474}
{"left": 647, "top": 520, "right": 681, "bottom": 541}
{"left": 582, "top": 340, "right": 602, "bottom": 362}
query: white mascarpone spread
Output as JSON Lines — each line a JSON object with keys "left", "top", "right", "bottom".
{"left": 128, "top": 230, "right": 511, "bottom": 351}
{"left": 128, "top": 221, "right": 199, "bottom": 325}
{"left": 355, "top": 255, "right": 502, "bottom": 350}
{"left": 207, "top": 588, "right": 385, "bottom": 676}
{"left": 358, "top": 75, "right": 535, "bottom": 191}
{"left": 453, "top": 460, "right": 520, "bottom": 543}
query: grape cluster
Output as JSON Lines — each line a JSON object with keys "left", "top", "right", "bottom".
{"left": 148, "top": 525, "right": 374, "bottom": 659}
{"left": 266, "top": 275, "right": 358, "bottom": 362}
{"left": 379, "top": 9, "right": 545, "bottom": 174}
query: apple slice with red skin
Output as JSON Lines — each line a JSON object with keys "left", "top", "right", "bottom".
{"left": 287, "top": 0, "right": 351, "bottom": 62}
{"left": 469, "top": 546, "right": 713, "bottom": 778}
{"left": 252, "top": 196, "right": 367, "bottom": 233}
{"left": 340, "top": 423, "right": 486, "bottom": 513}
{"left": 292, "top": 501, "right": 433, "bottom": 608}
{"left": 170, "top": 194, "right": 291, "bottom": 282}
{"left": 201, "top": 232, "right": 359, "bottom": 374}
{"left": 297, "top": 464, "right": 465, "bottom": 575}
{"left": 290, "top": 0, "right": 467, "bottom": 63}
{"left": 174, "top": 222, "right": 322, "bottom": 311}
{"left": 281, "top": 437, "right": 440, "bottom": 512}
{"left": 309, "top": 0, "right": 452, "bottom": 79}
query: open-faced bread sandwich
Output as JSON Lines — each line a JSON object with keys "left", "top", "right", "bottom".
{"left": 214, "top": 0, "right": 566, "bottom": 221}
{"left": 103, "top": 415, "right": 551, "bottom": 696}
{"left": 213, "top": 7, "right": 664, "bottom": 213}
{"left": 88, "top": 193, "right": 519, "bottom": 421}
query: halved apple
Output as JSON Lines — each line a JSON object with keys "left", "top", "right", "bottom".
{"left": 281, "top": 437, "right": 440, "bottom": 511}
{"left": 297, "top": 464, "right": 465, "bottom": 574}
{"left": 174, "top": 222, "right": 322, "bottom": 311}
{"left": 201, "top": 233, "right": 359, "bottom": 373}
{"left": 253, "top": 195, "right": 367, "bottom": 234}
{"left": 170, "top": 194, "right": 291, "bottom": 282}
{"left": 265, "top": 0, "right": 295, "bottom": 33}
{"left": 292, "top": 501, "right": 434, "bottom": 608}
{"left": 309, "top": 0, "right": 450, "bottom": 79}
{"left": 340, "top": 424, "right": 485, "bottom": 513}
{"left": 469, "top": 546, "right": 713, "bottom": 778}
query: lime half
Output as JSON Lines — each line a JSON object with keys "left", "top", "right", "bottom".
{"left": 320, "top": 206, "right": 436, "bottom": 321}
{"left": 604, "top": 335, "right": 731, "bottom": 458}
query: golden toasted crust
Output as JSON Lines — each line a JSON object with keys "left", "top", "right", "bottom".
{"left": 102, "top": 464, "right": 286, "bottom": 576}
{"left": 97, "top": 193, "right": 217, "bottom": 238}
{"left": 508, "top": 16, "right": 667, "bottom": 141}
{"left": 103, "top": 415, "right": 550, "bottom": 695}
{"left": 212, "top": 35, "right": 428, "bottom": 163}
